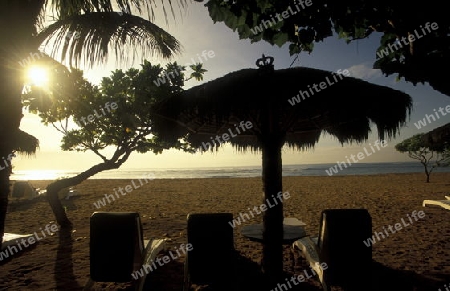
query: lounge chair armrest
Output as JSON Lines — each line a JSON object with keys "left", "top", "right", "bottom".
{"left": 292, "top": 237, "right": 320, "bottom": 267}
{"left": 142, "top": 238, "right": 168, "bottom": 266}
{"left": 292, "top": 237, "right": 327, "bottom": 291}
{"left": 423, "top": 199, "right": 450, "bottom": 210}
{"left": 136, "top": 238, "right": 168, "bottom": 291}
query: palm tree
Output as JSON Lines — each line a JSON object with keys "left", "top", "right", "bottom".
{"left": 186, "top": 63, "right": 208, "bottom": 81}
{"left": 0, "top": 0, "right": 190, "bottom": 247}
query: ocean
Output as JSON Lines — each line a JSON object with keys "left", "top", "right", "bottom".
{"left": 10, "top": 162, "right": 450, "bottom": 181}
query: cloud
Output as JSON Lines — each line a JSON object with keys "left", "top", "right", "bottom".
{"left": 347, "top": 63, "right": 382, "bottom": 81}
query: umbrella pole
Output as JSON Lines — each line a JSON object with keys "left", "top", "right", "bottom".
{"left": 256, "top": 54, "right": 284, "bottom": 284}
{"left": 261, "top": 139, "right": 284, "bottom": 284}
{"left": 260, "top": 103, "right": 284, "bottom": 284}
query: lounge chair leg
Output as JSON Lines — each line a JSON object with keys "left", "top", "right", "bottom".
{"left": 82, "top": 278, "right": 94, "bottom": 290}
{"left": 290, "top": 247, "right": 296, "bottom": 272}
{"left": 183, "top": 255, "right": 190, "bottom": 291}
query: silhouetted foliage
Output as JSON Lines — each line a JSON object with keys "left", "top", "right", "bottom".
{"left": 22, "top": 61, "right": 203, "bottom": 227}
{"left": 199, "top": 0, "right": 450, "bottom": 96}
{"left": 395, "top": 134, "right": 450, "bottom": 182}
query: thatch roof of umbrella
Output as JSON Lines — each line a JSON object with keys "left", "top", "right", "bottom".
{"left": 153, "top": 56, "right": 413, "bottom": 283}
{"left": 155, "top": 66, "right": 412, "bottom": 151}
{"left": 12, "top": 129, "right": 39, "bottom": 155}
{"left": 422, "top": 122, "right": 450, "bottom": 150}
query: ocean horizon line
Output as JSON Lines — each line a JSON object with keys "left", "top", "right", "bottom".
{"left": 10, "top": 161, "right": 450, "bottom": 181}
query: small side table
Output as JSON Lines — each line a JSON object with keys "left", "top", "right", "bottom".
{"left": 241, "top": 217, "right": 307, "bottom": 271}
{"left": 241, "top": 217, "right": 307, "bottom": 244}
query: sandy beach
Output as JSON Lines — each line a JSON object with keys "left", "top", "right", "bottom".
{"left": 1, "top": 173, "right": 450, "bottom": 290}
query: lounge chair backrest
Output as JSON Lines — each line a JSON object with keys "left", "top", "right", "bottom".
{"left": 186, "top": 213, "right": 234, "bottom": 285}
{"left": 90, "top": 212, "right": 144, "bottom": 282}
{"left": 317, "top": 209, "right": 372, "bottom": 287}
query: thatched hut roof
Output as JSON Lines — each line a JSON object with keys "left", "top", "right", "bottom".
{"left": 422, "top": 122, "right": 450, "bottom": 150}
{"left": 154, "top": 67, "right": 412, "bottom": 151}
{"left": 12, "top": 130, "right": 39, "bottom": 155}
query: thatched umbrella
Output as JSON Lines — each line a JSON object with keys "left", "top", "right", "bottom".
{"left": 153, "top": 55, "right": 412, "bottom": 283}
{"left": 12, "top": 130, "right": 40, "bottom": 156}
{"left": 422, "top": 122, "right": 450, "bottom": 150}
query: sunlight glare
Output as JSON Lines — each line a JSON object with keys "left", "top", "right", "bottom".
{"left": 11, "top": 170, "right": 61, "bottom": 181}
{"left": 27, "top": 66, "right": 49, "bottom": 88}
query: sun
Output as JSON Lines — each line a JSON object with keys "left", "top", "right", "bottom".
{"left": 26, "top": 66, "right": 50, "bottom": 88}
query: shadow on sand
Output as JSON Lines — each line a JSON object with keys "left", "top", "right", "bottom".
{"left": 47, "top": 224, "right": 447, "bottom": 291}
{"left": 160, "top": 254, "right": 447, "bottom": 291}
{"left": 370, "top": 261, "right": 448, "bottom": 291}
{"left": 6, "top": 196, "right": 47, "bottom": 212}
{"left": 54, "top": 226, "right": 82, "bottom": 290}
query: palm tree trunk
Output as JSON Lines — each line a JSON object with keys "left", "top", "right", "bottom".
{"left": 0, "top": 163, "right": 12, "bottom": 248}
{"left": 0, "top": 0, "right": 46, "bottom": 249}
{"left": 0, "top": 58, "right": 27, "bottom": 248}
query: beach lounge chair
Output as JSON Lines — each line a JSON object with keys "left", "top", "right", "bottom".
{"left": 1, "top": 233, "right": 36, "bottom": 263}
{"left": 11, "top": 181, "right": 37, "bottom": 200}
{"left": 292, "top": 209, "right": 372, "bottom": 291}
{"left": 84, "top": 212, "right": 167, "bottom": 291}
{"left": 422, "top": 196, "right": 450, "bottom": 210}
{"left": 184, "top": 213, "right": 237, "bottom": 291}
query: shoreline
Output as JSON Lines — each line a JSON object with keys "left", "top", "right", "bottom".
{"left": 10, "top": 161, "right": 450, "bottom": 181}
{"left": 9, "top": 170, "right": 446, "bottom": 181}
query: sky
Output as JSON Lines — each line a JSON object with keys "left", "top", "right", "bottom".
{"left": 14, "top": 2, "right": 450, "bottom": 173}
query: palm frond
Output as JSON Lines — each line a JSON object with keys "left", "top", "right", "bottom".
{"left": 36, "top": 12, "right": 182, "bottom": 67}
{"left": 45, "top": 0, "right": 190, "bottom": 25}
